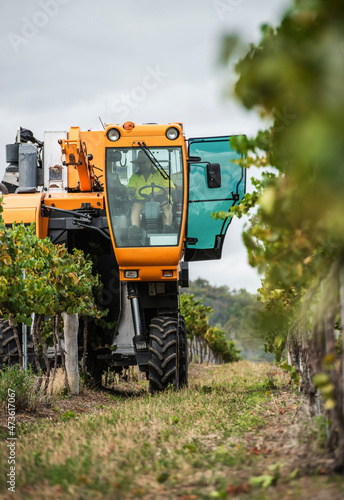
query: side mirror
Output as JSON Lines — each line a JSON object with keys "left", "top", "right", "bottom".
{"left": 207, "top": 163, "right": 221, "bottom": 188}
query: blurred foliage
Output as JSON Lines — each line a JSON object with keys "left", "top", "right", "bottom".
{"left": 218, "top": 0, "right": 344, "bottom": 358}
{"left": 182, "top": 279, "right": 272, "bottom": 362}
{"left": 0, "top": 206, "right": 107, "bottom": 344}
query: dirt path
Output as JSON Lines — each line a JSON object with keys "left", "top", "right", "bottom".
{"left": 0, "top": 362, "right": 343, "bottom": 499}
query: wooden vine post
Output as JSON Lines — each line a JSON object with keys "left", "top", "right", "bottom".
{"left": 62, "top": 312, "right": 79, "bottom": 395}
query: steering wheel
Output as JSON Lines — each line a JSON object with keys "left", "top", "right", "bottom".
{"left": 138, "top": 184, "right": 167, "bottom": 203}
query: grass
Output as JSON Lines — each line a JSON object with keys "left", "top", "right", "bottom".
{"left": 0, "top": 365, "right": 51, "bottom": 414}
{"left": 0, "top": 361, "right": 343, "bottom": 499}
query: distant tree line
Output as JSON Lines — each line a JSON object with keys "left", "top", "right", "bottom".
{"left": 181, "top": 279, "right": 272, "bottom": 362}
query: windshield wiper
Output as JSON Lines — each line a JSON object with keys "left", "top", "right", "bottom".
{"left": 138, "top": 142, "right": 170, "bottom": 181}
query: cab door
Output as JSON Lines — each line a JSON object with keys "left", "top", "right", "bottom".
{"left": 185, "top": 136, "right": 246, "bottom": 261}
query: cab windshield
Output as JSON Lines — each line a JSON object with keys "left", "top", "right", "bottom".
{"left": 105, "top": 147, "right": 184, "bottom": 247}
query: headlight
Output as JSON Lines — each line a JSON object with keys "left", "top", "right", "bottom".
{"left": 165, "top": 127, "right": 179, "bottom": 140}
{"left": 125, "top": 270, "right": 139, "bottom": 279}
{"left": 107, "top": 128, "right": 121, "bottom": 142}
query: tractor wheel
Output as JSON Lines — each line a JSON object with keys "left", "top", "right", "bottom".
{"left": 178, "top": 314, "right": 188, "bottom": 388}
{"left": 148, "top": 316, "right": 179, "bottom": 393}
{"left": 0, "top": 318, "right": 35, "bottom": 369}
{"left": 0, "top": 318, "right": 20, "bottom": 368}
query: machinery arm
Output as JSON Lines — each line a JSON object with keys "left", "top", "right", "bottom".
{"left": 59, "top": 126, "right": 92, "bottom": 192}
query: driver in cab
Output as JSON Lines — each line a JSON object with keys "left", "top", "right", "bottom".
{"left": 127, "top": 151, "right": 175, "bottom": 238}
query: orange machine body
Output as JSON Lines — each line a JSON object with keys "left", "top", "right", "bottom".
{"left": 0, "top": 121, "right": 246, "bottom": 387}
{"left": 102, "top": 123, "right": 188, "bottom": 282}
{"left": 1, "top": 122, "right": 188, "bottom": 283}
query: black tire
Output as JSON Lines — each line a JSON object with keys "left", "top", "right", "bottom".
{"left": 148, "top": 316, "right": 179, "bottom": 393}
{"left": 0, "top": 318, "right": 35, "bottom": 369}
{"left": 0, "top": 318, "right": 20, "bottom": 368}
{"left": 178, "top": 314, "right": 188, "bottom": 388}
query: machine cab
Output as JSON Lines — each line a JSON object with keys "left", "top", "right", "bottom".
{"left": 105, "top": 145, "right": 183, "bottom": 248}
{"left": 103, "top": 123, "right": 245, "bottom": 282}
{"left": 104, "top": 123, "right": 187, "bottom": 282}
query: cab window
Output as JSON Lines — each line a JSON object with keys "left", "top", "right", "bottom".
{"left": 105, "top": 147, "right": 184, "bottom": 248}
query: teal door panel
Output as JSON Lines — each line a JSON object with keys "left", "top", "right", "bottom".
{"left": 185, "top": 136, "right": 245, "bottom": 262}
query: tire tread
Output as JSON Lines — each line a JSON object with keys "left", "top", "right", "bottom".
{"left": 148, "top": 316, "right": 179, "bottom": 393}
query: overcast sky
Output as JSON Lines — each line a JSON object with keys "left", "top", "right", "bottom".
{"left": 0, "top": 0, "right": 291, "bottom": 293}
